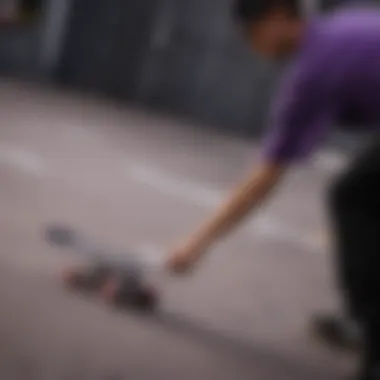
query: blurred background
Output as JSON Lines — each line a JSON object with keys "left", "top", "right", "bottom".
{"left": 0, "top": 0, "right": 365, "bottom": 142}
{"left": 0, "top": 0, "right": 376, "bottom": 379}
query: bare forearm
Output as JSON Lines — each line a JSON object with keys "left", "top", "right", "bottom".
{"left": 190, "top": 163, "right": 285, "bottom": 250}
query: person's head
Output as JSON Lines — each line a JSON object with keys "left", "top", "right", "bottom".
{"left": 233, "top": 0, "right": 306, "bottom": 60}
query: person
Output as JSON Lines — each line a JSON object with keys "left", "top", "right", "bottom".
{"left": 166, "top": 1, "right": 380, "bottom": 379}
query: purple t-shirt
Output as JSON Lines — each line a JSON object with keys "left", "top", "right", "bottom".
{"left": 263, "top": 6, "right": 380, "bottom": 163}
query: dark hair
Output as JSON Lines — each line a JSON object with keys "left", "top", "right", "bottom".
{"left": 233, "top": 0, "right": 301, "bottom": 24}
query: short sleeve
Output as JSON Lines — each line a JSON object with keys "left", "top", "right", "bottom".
{"left": 262, "top": 48, "right": 337, "bottom": 164}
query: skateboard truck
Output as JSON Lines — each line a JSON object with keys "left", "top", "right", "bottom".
{"left": 45, "top": 225, "right": 163, "bottom": 312}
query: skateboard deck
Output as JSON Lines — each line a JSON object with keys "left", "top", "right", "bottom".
{"left": 45, "top": 224, "right": 159, "bottom": 311}
{"left": 46, "top": 225, "right": 147, "bottom": 271}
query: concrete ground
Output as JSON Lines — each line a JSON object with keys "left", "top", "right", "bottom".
{"left": 0, "top": 80, "right": 355, "bottom": 379}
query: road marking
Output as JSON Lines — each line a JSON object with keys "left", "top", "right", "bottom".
{"left": 136, "top": 244, "right": 164, "bottom": 268}
{"left": 0, "top": 144, "right": 47, "bottom": 176}
{"left": 125, "top": 162, "right": 324, "bottom": 254}
{"left": 312, "top": 150, "right": 348, "bottom": 173}
{"left": 126, "top": 163, "right": 223, "bottom": 207}
{"left": 251, "top": 216, "right": 327, "bottom": 253}
{"left": 137, "top": 243, "right": 162, "bottom": 258}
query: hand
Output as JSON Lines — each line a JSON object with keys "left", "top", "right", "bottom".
{"left": 166, "top": 239, "right": 207, "bottom": 274}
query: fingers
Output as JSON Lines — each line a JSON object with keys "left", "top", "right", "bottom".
{"left": 165, "top": 251, "right": 198, "bottom": 275}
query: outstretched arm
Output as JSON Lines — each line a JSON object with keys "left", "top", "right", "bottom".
{"left": 167, "top": 161, "right": 286, "bottom": 272}
{"left": 167, "top": 47, "right": 334, "bottom": 273}
{"left": 191, "top": 162, "right": 284, "bottom": 245}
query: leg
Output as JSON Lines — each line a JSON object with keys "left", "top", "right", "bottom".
{"left": 311, "top": 142, "right": 380, "bottom": 351}
{"left": 312, "top": 140, "right": 380, "bottom": 354}
{"left": 355, "top": 320, "right": 380, "bottom": 380}
{"left": 329, "top": 140, "right": 380, "bottom": 377}
{"left": 329, "top": 141, "right": 380, "bottom": 322}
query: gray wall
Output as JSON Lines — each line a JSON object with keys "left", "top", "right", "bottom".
{"left": 38, "top": 0, "right": 72, "bottom": 79}
{"left": 0, "top": 0, "right": 71, "bottom": 79}
{"left": 0, "top": 25, "right": 40, "bottom": 78}
{"left": 57, "top": 0, "right": 281, "bottom": 137}
{"left": 138, "top": 0, "right": 281, "bottom": 135}
{"left": 58, "top": 0, "right": 161, "bottom": 99}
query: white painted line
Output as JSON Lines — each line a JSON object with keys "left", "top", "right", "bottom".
{"left": 0, "top": 145, "right": 47, "bottom": 176}
{"left": 252, "top": 216, "right": 298, "bottom": 240}
{"left": 136, "top": 244, "right": 164, "bottom": 268}
{"left": 137, "top": 243, "right": 163, "bottom": 259}
{"left": 250, "top": 216, "right": 324, "bottom": 252}
{"left": 312, "top": 150, "right": 348, "bottom": 173}
{"left": 125, "top": 162, "right": 323, "bottom": 254}
{"left": 126, "top": 163, "right": 223, "bottom": 207}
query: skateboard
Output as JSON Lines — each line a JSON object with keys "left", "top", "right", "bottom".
{"left": 45, "top": 224, "right": 161, "bottom": 312}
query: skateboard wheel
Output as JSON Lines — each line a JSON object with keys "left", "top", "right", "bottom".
{"left": 61, "top": 265, "right": 113, "bottom": 292}
{"left": 109, "top": 283, "right": 158, "bottom": 312}
{"left": 61, "top": 267, "right": 87, "bottom": 289}
{"left": 130, "top": 286, "right": 158, "bottom": 312}
{"left": 99, "top": 277, "right": 122, "bottom": 303}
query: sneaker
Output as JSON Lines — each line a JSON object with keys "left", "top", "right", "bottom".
{"left": 310, "top": 313, "right": 362, "bottom": 352}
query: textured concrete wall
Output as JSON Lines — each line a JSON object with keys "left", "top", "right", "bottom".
{"left": 0, "top": 25, "right": 40, "bottom": 77}
{"left": 0, "top": 0, "right": 71, "bottom": 79}
{"left": 57, "top": 0, "right": 280, "bottom": 136}
{"left": 57, "top": 0, "right": 160, "bottom": 99}
{"left": 137, "top": 0, "right": 280, "bottom": 136}
{"left": 38, "top": 0, "right": 72, "bottom": 79}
